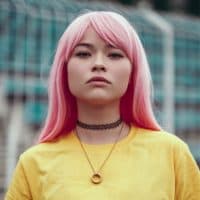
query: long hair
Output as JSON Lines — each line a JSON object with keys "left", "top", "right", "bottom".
{"left": 38, "top": 11, "right": 161, "bottom": 143}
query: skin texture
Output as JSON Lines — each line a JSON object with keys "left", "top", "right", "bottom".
{"left": 67, "top": 27, "right": 132, "bottom": 144}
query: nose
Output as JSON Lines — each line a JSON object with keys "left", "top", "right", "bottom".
{"left": 92, "top": 64, "right": 106, "bottom": 72}
{"left": 91, "top": 54, "right": 106, "bottom": 72}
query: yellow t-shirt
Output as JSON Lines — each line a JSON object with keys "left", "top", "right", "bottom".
{"left": 5, "top": 126, "right": 200, "bottom": 200}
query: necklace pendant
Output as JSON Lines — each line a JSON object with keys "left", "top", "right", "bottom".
{"left": 91, "top": 173, "right": 102, "bottom": 184}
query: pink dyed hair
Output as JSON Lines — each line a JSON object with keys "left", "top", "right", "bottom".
{"left": 38, "top": 11, "right": 161, "bottom": 143}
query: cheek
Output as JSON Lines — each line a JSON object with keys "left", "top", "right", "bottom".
{"left": 118, "top": 65, "right": 131, "bottom": 85}
{"left": 122, "top": 69, "right": 131, "bottom": 83}
{"left": 115, "top": 64, "right": 132, "bottom": 95}
{"left": 67, "top": 62, "right": 80, "bottom": 95}
{"left": 120, "top": 73, "right": 131, "bottom": 93}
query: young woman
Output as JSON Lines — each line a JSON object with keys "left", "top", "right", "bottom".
{"left": 5, "top": 11, "right": 200, "bottom": 200}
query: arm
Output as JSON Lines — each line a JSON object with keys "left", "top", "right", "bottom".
{"left": 5, "top": 157, "right": 32, "bottom": 200}
{"left": 174, "top": 141, "right": 200, "bottom": 200}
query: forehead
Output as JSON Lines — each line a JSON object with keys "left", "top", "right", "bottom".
{"left": 79, "top": 27, "right": 106, "bottom": 44}
{"left": 77, "top": 26, "right": 120, "bottom": 49}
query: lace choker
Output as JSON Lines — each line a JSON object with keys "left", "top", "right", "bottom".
{"left": 77, "top": 118, "right": 122, "bottom": 130}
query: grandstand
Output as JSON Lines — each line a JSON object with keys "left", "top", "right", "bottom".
{"left": 0, "top": 0, "right": 199, "bottom": 197}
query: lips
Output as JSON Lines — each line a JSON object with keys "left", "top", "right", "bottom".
{"left": 86, "top": 76, "right": 111, "bottom": 84}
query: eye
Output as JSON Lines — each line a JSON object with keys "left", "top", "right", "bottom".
{"left": 108, "top": 53, "right": 124, "bottom": 59}
{"left": 75, "top": 51, "right": 91, "bottom": 58}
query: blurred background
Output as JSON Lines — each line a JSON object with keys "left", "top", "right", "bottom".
{"left": 0, "top": 0, "right": 199, "bottom": 198}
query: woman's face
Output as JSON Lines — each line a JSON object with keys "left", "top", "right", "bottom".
{"left": 67, "top": 27, "right": 132, "bottom": 106}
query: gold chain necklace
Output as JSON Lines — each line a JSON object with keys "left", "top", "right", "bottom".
{"left": 76, "top": 123, "right": 124, "bottom": 184}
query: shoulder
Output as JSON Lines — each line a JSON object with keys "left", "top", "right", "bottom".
{"left": 133, "top": 126, "right": 189, "bottom": 152}
{"left": 131, "top": 126, "right": 198, "bottom": 168}
{"left": 19, "top": 132, "right": 74, "bottom": 163}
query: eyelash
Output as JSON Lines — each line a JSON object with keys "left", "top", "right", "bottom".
{"left": 75, "top": 52, "right": 91, "bottom": 58}
{"left": 74, "top": 51, "right": 124, "bottom": 59}
{"left": 108, "top": 53, "right": 123, "bottom": 59}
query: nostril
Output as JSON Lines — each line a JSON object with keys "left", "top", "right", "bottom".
{"left": 92, "top": 65, "right": 106, "bottom": 72}
{"left": 101, "top": 67, "right": 106, "bottom": 72}
{"left": 92, "top": 66, "right": 97, "bottom": 72}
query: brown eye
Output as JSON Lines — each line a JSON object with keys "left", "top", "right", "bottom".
{"left": 75, "top": 51, "right": 91, "bottom": 58}
{"left": 108, "top": 53, "right": 124, "bottom": 59}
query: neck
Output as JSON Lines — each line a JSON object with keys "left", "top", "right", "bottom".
{"left": 75, "top": 100, "right": 130, "bottom": 145}
{"left": 75, "top": 122, "right": 130, "bottom": 145}
{"left": 77, "top": 100, "right": 120, "bottom": 124}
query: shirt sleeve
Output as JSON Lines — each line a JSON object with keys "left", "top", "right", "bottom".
{"left": 4, "top": 157, "right": 32, "bottom": 200}
{"left": 174, "top": 141, "right": 200, "bottom": 200}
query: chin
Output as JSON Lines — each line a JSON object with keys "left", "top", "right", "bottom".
{"left": 83, "top": 96, "right": 120, "bottom": 106}
{"left": 76, "top": 91, "right": 122, "bottom": 106}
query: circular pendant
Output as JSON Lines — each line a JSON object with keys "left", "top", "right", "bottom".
{"left": 91, "top": 173, "right": 102, "bottom": 184}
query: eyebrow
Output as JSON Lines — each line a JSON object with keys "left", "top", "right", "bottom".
{"left": 75, "top": 43, "right": 93, "bottom": 49}
{"left": 75, "top": 43, "right": 118, "bottom": 50}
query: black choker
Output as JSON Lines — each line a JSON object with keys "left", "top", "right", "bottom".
{"left": 77, "top": 119, "right": 122, "bottom": 130}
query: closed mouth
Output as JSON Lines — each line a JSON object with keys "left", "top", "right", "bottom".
{"left": 87, "top": 77, "right": 111, "bottom": 84}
